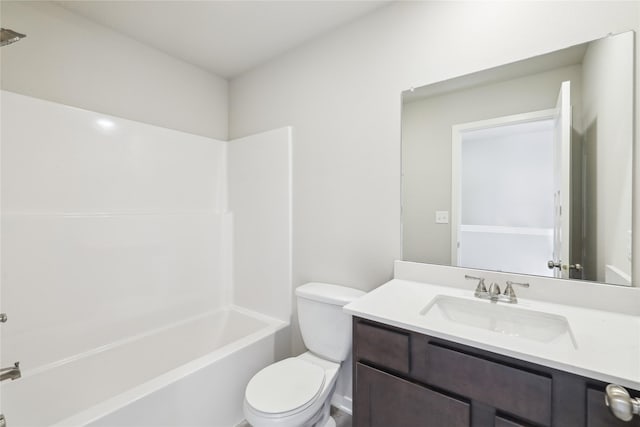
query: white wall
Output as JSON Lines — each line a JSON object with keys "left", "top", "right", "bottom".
{"left": 581, "top": 32, "right": 634, "bottom": 283}
{"left": 228, "top": 127, "right": 293, "bottom": 323}
{"left": 230, "top": 0, "right": 637, "bottom": 335}
{"left": 402, "top": 65, "right": 582, "bottom": 265}
{"left": 0, "top": 1, "right": 228, "bottom": 140}
{"left": 1, "top": 91, "right": 228, "bottom": 372}
{"left": 229, "top": 1, "right": 639, "bottom": 407}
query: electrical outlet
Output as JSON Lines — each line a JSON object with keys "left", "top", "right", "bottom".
{"left": 435, "top": 211, "right": 449, "bottom": 224}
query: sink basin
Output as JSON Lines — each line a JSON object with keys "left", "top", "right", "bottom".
{"left": 420, "top": 296, "right": 576, "bottom": 348}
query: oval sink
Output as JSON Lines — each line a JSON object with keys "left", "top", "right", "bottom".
{"left": 420, "top": 296, "right": 576, "bottom": 348}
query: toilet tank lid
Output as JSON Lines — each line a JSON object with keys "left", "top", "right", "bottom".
{"left": 296, "top": 282, "right": 366, "bottom": 306}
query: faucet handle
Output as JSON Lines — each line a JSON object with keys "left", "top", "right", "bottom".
{"left": 0, "top": 361, "right": 21, "bottom": 382}
{"left": 465, "top": 275, "right": 487, "bottom": 296}
{"left": 505, "top": 280, "right": 529, "bottom": 293}
{"left": 502, "top": 281, "right": 529, "bottom": 303}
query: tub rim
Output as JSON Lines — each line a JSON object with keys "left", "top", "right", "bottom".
{"left": 50, "top": 305, "right": 287, "bottom": 427}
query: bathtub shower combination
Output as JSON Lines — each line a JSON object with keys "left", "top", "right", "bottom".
{"left": 0, "top": 91, "right": 292, "bottom": 426}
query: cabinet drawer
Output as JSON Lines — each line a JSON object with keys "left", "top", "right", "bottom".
{"left": 495, "top": 415, "right": 533, "bottom": 427}
{"left": 355, "top": 363, "right": 469, "bottom": 427}
{"left": 587, "top": 388, "right": 640, "bottom": 427}
{"left": 355, "top": 321, "right": 410, "bottom": 374}
{"left": 418, "top": 343, "right": 552, "bottom": 426}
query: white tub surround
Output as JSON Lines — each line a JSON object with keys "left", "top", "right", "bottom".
{"left": 344, "top": 261, "right": 640, "bottom": 391}
{"left": 1, "top": 91, "right": 292, "bottom": 426}
{"left": 229, "top": 128, "right": 293, "bottom": 323}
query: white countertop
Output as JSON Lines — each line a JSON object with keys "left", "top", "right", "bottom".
{"left": 344, "top": 278, "right": 640, "bottom": 390}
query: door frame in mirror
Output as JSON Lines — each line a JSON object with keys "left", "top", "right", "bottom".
{"left": 451, "top": 108, "right": 556, "bottom": 269}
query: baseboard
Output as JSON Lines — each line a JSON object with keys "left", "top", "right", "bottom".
{"left": 331, "top": 393, "right": 352, "bottom": 415}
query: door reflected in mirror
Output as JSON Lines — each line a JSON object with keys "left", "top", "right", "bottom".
{"left": 401, "top": 31, "right": 634, "bottom": 286}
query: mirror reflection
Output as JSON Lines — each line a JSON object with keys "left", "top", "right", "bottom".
{"left": 401, "top": 31, "right": 634, "bottom": 286}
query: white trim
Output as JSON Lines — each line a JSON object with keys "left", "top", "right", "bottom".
{"left": 604, "top": 264, "right": 632, "bottom": 287}
{"left": 330, "top": 394, "right": 353, "bottom": 415}
{"left": 451, "top": 126, "right": 461, "bottom": 265}
{"left": 450, "top": 109, "right": 556, "bottom": 266}
{"left": 556, "top": 81, "right": 572, "bottom": 278}
{"left": 459, "top": 224, "right": 553, "bottom": 236}
{"left": 452, "top": 109, "right": 556, "bottom": 134}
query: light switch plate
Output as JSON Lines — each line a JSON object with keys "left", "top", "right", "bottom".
{"left": 435, "top": 211, "right": 449, "bottom": 224}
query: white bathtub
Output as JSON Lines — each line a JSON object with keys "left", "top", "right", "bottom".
{"left": 2, "top": 307, "right": 287, "bottom": 427}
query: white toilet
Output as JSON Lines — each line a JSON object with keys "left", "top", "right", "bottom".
{"left": 243, "top": 282, "right": 365, "bottom": 427}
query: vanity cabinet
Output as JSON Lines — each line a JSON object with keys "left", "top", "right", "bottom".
{"left": 353, "top": 317, "right": 640, "bottom": 427}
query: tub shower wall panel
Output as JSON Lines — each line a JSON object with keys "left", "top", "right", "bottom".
{"left": 1, "top": 212, "right": 226, "bottom": 369}
{"left": 1, "top": 91, "right": 229, "bottom": 371}
{"left": 229, "top": 127, "right": 293, "bottom": 322}
{"left": 1, "top": 90, "right": 226, "bottom": 213}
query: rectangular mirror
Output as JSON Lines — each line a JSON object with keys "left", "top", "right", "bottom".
{"left": 401, "top": 31, "right": 634, "bottom": 286}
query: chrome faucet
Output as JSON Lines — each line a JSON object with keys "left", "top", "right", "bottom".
{"left": 466, "top": 275, "right": 529, "bottom": 304}
{"left": 0, "top": 362, "right": 21, "bottom": 382}
{"left": 488, "top": 282, "right": 501, "bottom": 300}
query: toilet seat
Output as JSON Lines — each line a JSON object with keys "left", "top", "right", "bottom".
{"left": 245, "top": 357, "right": 326, "bottom": 416}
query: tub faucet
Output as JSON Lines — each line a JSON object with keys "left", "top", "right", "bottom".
{"left": 0, "top": 362, "right": 21, "bottom": 382}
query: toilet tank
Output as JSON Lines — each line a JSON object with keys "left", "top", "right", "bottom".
{"left": 295, "top": 283, "right": 366, "bottom": 363}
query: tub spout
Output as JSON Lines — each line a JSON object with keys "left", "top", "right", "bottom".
{"left": 0, "top": 362, "right": 21, "bottom": 381}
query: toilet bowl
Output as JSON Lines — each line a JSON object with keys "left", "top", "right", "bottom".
{"left": 243, "top": 283, "right": 365, "bottom": 427}
{"left": 244, "top": 353, "right": 339, "bottom": 427}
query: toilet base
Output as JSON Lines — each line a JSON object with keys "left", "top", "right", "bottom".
{"left": 323, "top": 416, "right": 336, "bottom": 427}
{"left": 309, "top": 395, "right": 333, "bottom": 427}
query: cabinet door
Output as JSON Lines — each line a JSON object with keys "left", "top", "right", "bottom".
{"left": 355, "top": 363, "right": 470, "bottom": 427}
{"left": 415, "top": 343, "right": 552, "bottom": 426}
{"left": 495, "top": 415, "right": 534, "bottom": 427}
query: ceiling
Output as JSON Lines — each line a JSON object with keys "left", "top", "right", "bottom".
{"left": 56, "top": 1, "right": 391, "bottom": 79}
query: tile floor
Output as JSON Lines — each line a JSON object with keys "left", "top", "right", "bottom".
{"left": 332, "top": 406, "right": 353, "bottom": 427}
{"left": 236, "top": 406, "right": 352, "bottom": 427}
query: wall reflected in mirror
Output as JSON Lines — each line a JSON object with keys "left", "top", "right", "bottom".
{"left": 401, "top": 31, "right": 634, "bottom": 286}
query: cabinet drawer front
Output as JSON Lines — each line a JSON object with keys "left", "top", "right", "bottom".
{"left": 495, "top": 416, "right": 533, "bottom": 427}
{"left": 421, "top": 344, "right": 552, "bottom": 426}
{"left": 355, "top": 321, "right": 410, "bottom": 374}
{"left": 355, "top": 363, "right": 469, "bottom": 427}
{"left": 587, "top": 388, "right": 640, "bottom": 427}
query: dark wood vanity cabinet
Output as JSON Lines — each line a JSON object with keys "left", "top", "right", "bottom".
{"left": 353, "top": 317, "right": 640, "bottom": 427}
{"left": 356, "top": 363, "right": 470, "bottom": 427}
